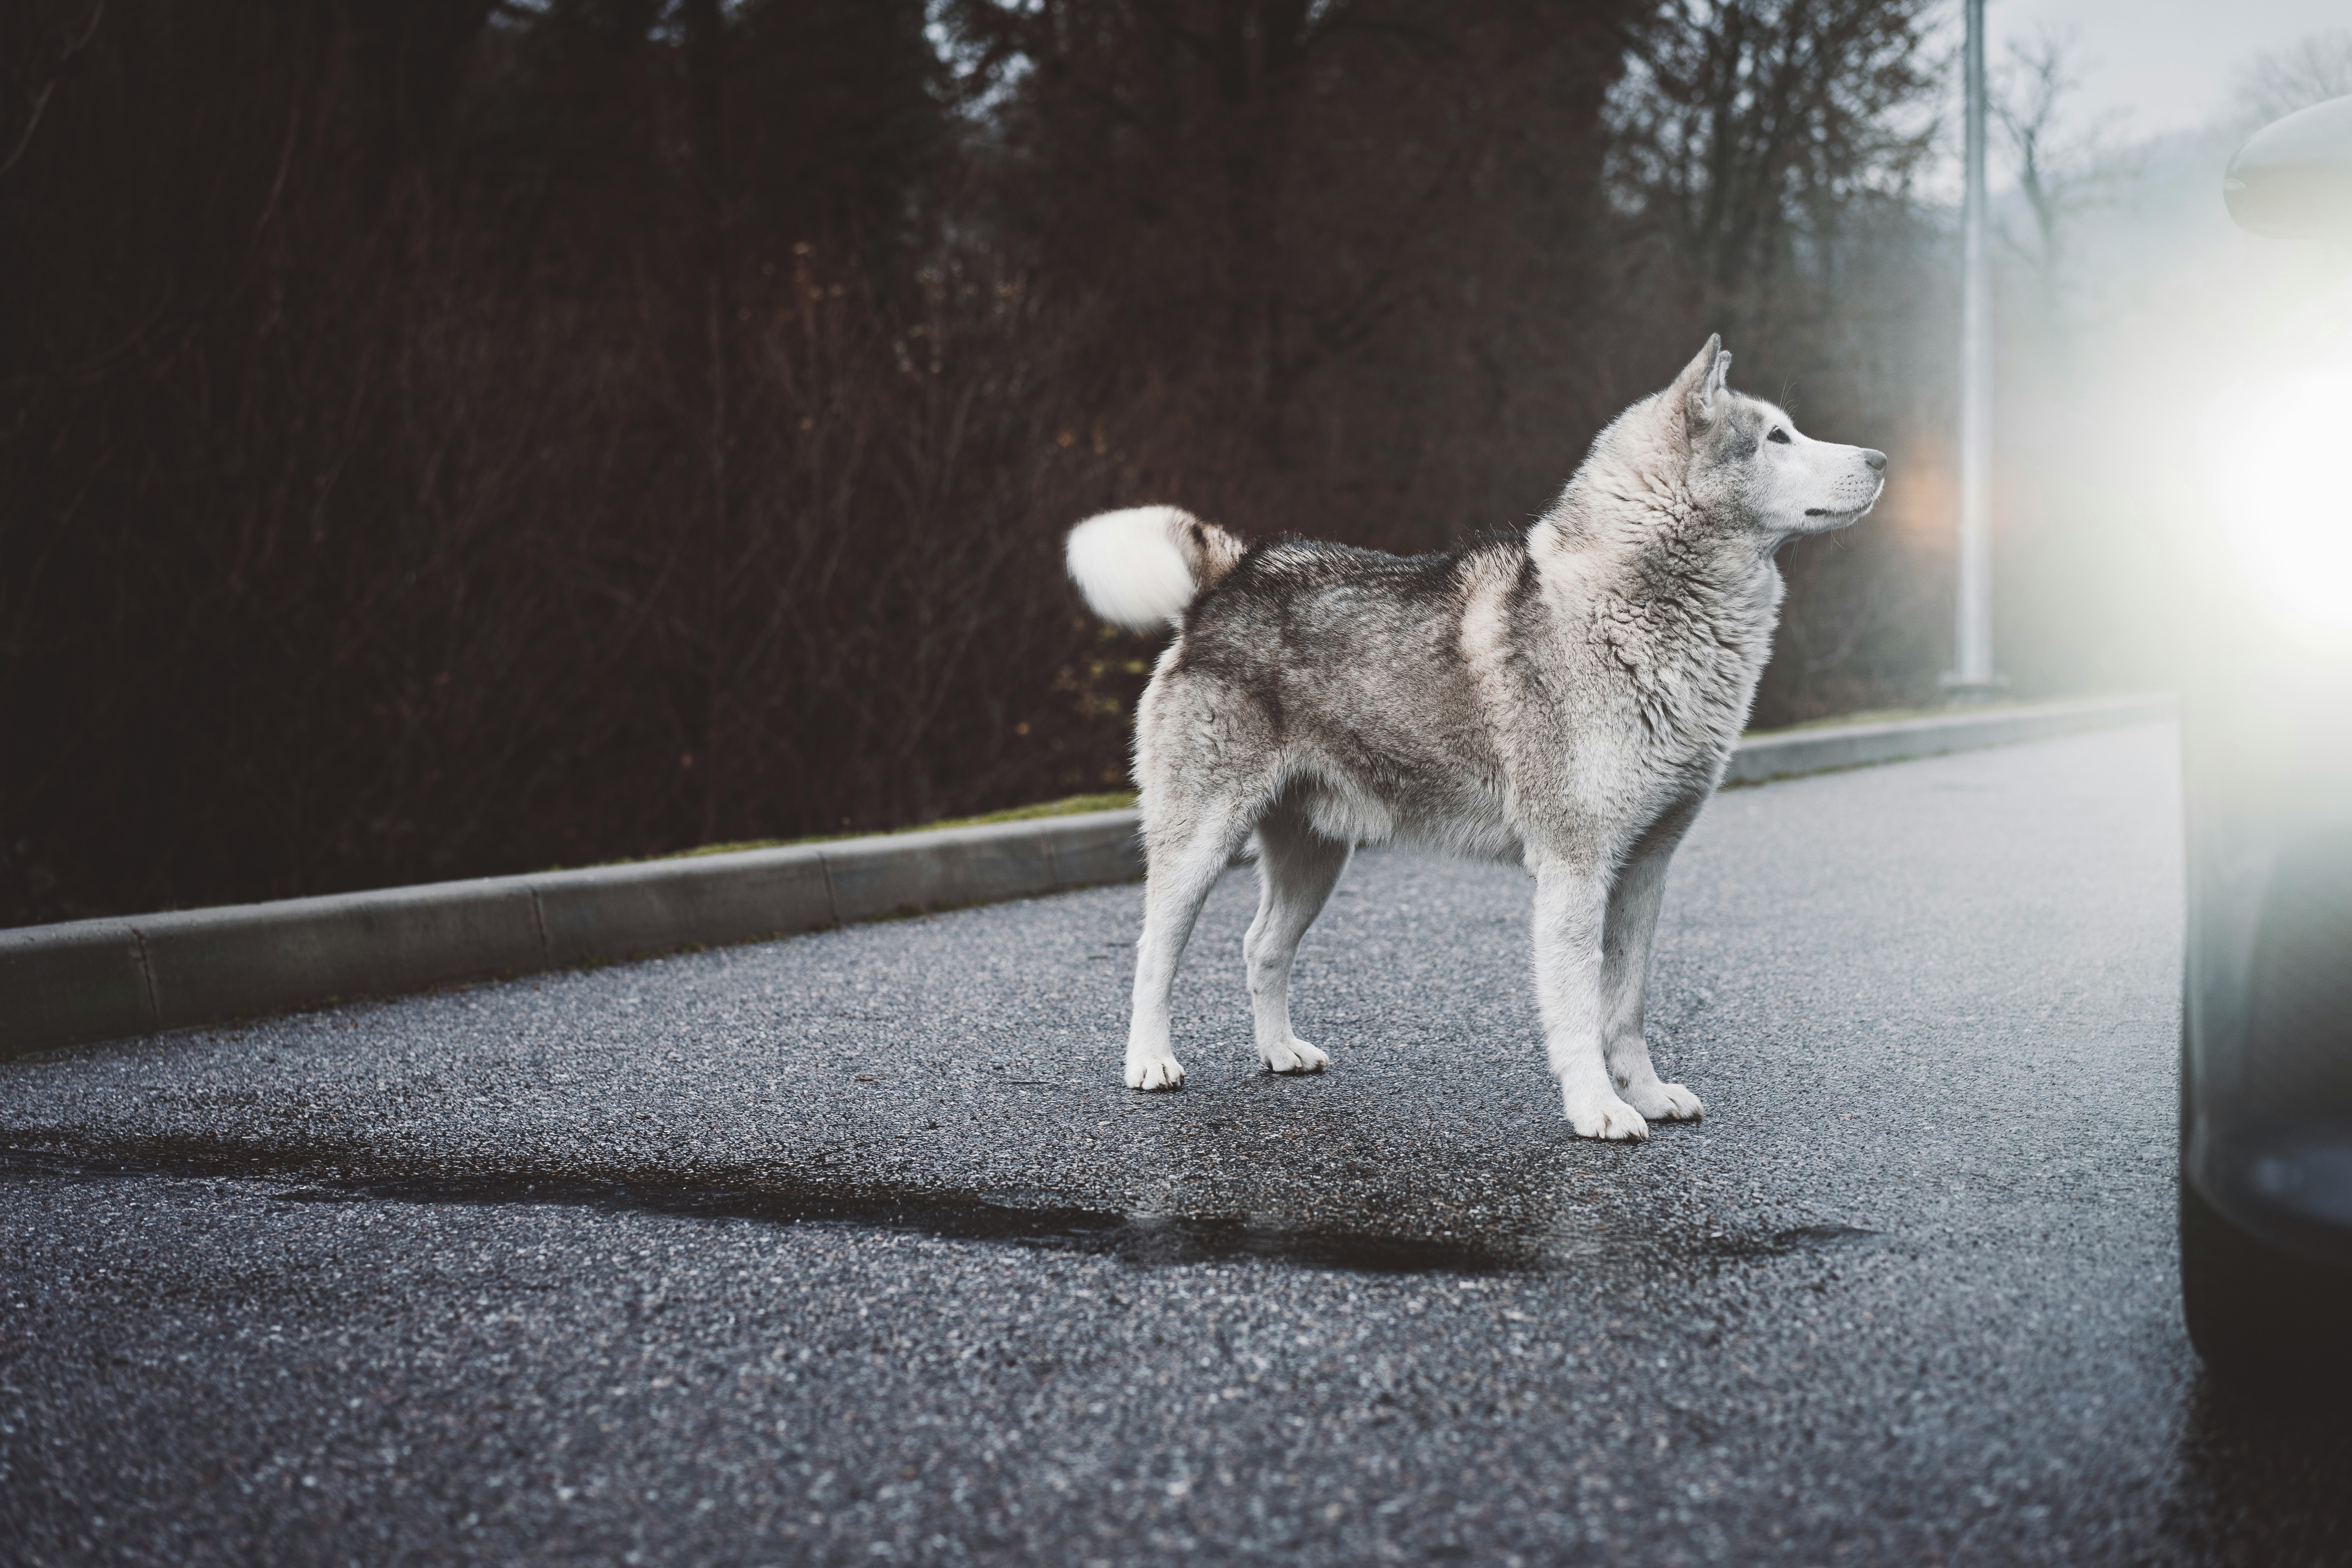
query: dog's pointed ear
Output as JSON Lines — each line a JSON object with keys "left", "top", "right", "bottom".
{"left": 1669, "top": 334, "right": 1731, "bottom": 435}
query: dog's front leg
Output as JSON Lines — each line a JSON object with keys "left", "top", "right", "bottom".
{"left": 1600, "top": 806, "right": 1705, "bottom": 1123}
{"left": 1534, "top": 860, "right": 1649, "bottom": 1140}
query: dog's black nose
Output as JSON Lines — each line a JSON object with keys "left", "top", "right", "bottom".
{"left": 1861, "top": 449, "right": 1887, "bottom": 472}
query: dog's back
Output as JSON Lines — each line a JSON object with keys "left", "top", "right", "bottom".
{"left": 1155, "top": 535, "right": 1536, "bottom": 857}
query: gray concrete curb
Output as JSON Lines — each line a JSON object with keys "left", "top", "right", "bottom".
{"left": 1721, "top": 692, "right": 2175, "bottom": 786}
{"left": 2, "top": 693, "right": 2170, "bottom": 1059}
{"left": 1, "top": 811, "right": 1144, "bottom": 1060}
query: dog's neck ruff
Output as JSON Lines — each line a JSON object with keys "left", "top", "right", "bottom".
{"left": 1530, "top": 435, "right": 1784, "bottom": 755}
{"left": 1537, "top": 455, "right": 1778, "bottom": 614}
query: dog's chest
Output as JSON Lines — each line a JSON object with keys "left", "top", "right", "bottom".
{"left": 1584, "top": 569, "right": 1777, "bottom": 763}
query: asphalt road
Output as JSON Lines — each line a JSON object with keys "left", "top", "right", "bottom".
{"left": 5, "top": 721, "right": 2348, "bottom": 1568}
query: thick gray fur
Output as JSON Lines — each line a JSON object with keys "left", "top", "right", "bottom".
{"left": 1064, "top": 338, "right": 1887, "bottom": 1138}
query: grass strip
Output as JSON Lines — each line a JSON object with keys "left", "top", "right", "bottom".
{"left": 571, "top": 792, "right": 1139, "bottom": 870}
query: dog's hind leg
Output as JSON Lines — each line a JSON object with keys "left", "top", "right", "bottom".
{"left": 1601, "top": 800, "right": 1705, "bottom": 1123}
{"left": 1126, "top": 799, "right": 1251, "bottom": 1091}
{"left": 1244, "top": 803, "right": 1351, "bottom": 1075}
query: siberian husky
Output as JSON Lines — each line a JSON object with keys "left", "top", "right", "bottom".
{"left": 1064, "top": 338, "right": 1885, "bottom": 1139}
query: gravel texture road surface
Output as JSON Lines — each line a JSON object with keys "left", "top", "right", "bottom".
{"left": 6, "top": 721, "right": 2348, "bottom": 1567}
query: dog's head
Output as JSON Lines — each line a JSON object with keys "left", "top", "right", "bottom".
{"left": 1658, "top": 336, "right": 1886, "bottom": 537}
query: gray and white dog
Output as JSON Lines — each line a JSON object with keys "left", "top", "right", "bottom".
{"left": 1064, "top": 338, "right": 1885, "bottom": 1139}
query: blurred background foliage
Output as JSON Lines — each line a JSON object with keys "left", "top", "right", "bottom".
{"left": 2, "top": 0, "right": 1995, "bottom": 921}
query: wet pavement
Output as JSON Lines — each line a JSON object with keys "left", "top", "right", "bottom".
{"left": 5, "top": 721, "right": 2348, "bottom": 1566}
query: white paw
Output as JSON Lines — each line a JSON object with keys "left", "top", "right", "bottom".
{"left": 1126, "top": 1053, "right": 1186, "bottom": 1091}
{"left": 1260, "top": 1037, "right": 1329, "bottom": 1075}
{"left": 1622, "top": 1080, "right": 1704, "bottom": 1121}
{"left": 1564, "top": 1091, "right": 1650, "bottom": 1141}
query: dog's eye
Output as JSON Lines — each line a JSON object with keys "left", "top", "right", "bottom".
{"left": 1767, "top": 427, "right": 1791, "bottom": 444}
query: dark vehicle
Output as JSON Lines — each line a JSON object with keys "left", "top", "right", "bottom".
{"left": 2180, "top": 93, "right": 2352, "bottom": 1379}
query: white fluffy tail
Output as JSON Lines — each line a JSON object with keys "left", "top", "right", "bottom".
{"left": 1065, "top": 505, "right": 1241, "bottom": 632}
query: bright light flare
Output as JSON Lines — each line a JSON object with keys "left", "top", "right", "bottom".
{"left": 2200, "top": 366, "right": 2352, "bottom": 644}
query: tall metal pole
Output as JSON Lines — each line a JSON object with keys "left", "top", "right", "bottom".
{"left": 1947, "top": 0, "right": 2000, "bottom": 697}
